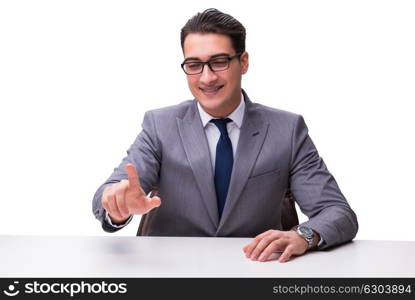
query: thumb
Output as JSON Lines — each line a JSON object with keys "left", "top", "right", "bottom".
{"left": 147, "top": 196, "right": 161, "bottom": 209}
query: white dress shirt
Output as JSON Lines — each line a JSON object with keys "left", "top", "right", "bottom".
{"left": 197, "top": 93, "right": 245, "bottom": 170}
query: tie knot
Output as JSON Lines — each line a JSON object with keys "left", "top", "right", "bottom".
{"left": 210, "top": 118, "right": 232, "bottom": 136}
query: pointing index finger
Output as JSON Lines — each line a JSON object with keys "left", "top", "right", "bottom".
{"left": 125, "top": 163, "right": 141, "bottom": 190}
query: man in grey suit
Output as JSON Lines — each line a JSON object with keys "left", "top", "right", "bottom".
{"left": 93, "top": 8, "right": 358, "bottom": 263}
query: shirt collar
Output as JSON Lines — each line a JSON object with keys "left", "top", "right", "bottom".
{"left": 197, "top": 92, "right": 245, "bottom": 129}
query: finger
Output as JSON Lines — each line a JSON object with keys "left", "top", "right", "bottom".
{"left": 107, "top": 192, "right": 123, "bottom": 220}
{"left": 127, "top": 193, "right": 161, "bottom": 215}
{"left": 114, "top": 180, "right": 130, "bottom": 217}
{"left": 101, "top": 187, "right": 111, "bottom": 214}
{"left": 249, "top": 231, "right": 283, "bottom": 260}
{"left": 148, "top": 196, "right": 161, "bottom": 208}
{"left": 125, "top": 163, "right": 142, "bottom": 191}
{"left": 258, "top": 240, "right": 287, "bottom": 262}
{"left": 142, "top": 196, "right": 161, "bottom": 213}
{"left": 255, "top": 229, "right": 275, "bottom": 240}
{"left": 250, "top": 233, "right": 285, "bottom": 261}
{"left": 243, "top": 230, "right": 274, "bottom": 257}
{"left": 278, "top": 245, "right": 295, "bottom": 263}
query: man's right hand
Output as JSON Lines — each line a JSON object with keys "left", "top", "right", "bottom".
{"left": 101, "top": 163, "right": 161, "bottom": 225}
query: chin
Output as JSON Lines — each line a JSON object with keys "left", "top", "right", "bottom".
{"left": 198, "top": 97, "right": 225, "bottom": 111}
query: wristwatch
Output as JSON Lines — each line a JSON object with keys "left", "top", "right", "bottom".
{"left": 292, "top": 225, "right": 314, "bottom": 250}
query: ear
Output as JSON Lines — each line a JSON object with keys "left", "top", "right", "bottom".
{"left": 240, "top": 51, "right": 249, "bottom": 75}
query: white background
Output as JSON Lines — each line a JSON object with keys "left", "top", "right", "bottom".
{"left": 0, "top": 0, "right": 414, "bottom": 240}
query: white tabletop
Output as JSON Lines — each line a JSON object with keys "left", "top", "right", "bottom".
{"left": 1, "top": 236, "right": 414, "bottom": 277}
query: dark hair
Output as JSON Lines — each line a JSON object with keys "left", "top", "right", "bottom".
{"left": 180, "top": 8, "right": 246, "bottom": 54}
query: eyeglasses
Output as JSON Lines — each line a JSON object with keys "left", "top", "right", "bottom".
{"left": 181, "top": 53, "right": 241, "bottom": 75}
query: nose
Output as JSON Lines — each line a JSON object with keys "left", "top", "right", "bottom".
{"left": 199, "top": 64, "right": 218, "bottom": 85}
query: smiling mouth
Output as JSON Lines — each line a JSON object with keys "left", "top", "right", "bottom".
{"left": 199, "top": 85, "right": 224, "bottom": 95}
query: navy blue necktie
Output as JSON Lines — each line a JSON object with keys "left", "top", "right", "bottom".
{"left": 210, "top": 118, "right": 233, "bottom": 218}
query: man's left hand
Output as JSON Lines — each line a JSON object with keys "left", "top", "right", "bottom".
{"left": 242, "top": 229, "right": 311, "bottom": 263}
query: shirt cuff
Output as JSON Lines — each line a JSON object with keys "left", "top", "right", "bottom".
{"left": 105, "top": 211, "right": 133, "bottom": 228}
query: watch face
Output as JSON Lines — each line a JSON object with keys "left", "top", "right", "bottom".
{"left": 299, "top": 226, "right": 313, "bottom": 238}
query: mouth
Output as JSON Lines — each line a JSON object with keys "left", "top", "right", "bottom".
{"left": 199, "top": 85, "right": 224, "bottom": 96}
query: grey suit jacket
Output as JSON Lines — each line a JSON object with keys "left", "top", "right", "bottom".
{"left": 92, "top": 91, "right": 358, "bottom": 249}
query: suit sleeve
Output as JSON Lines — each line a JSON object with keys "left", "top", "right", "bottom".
{"left": 92, "top": 111, "right": 162, "bottom": 232}
{"left": 289, "top": 115, "right": 358, "bottom": 249}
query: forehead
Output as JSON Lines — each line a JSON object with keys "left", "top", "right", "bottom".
{"left": 183, "top": 33, "right": 234, "bottom": 60}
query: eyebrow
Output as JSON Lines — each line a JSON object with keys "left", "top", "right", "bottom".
{"left": 183, "top": 52, "right": 232, "bottom": 63}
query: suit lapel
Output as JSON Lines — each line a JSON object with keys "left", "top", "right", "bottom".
{"left": 217, "top": 92, "right": 269, "bottom": 233}
{"left": 177, "top": 101, "right": 219, "bottom": 228}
